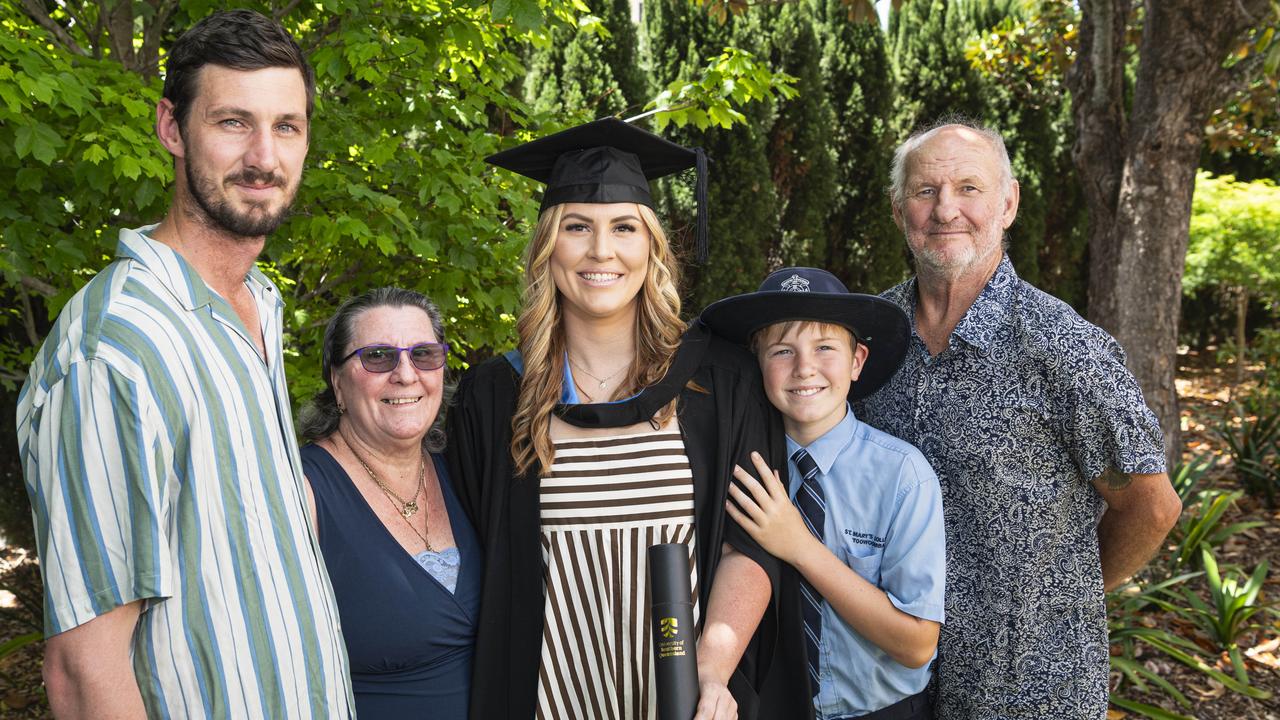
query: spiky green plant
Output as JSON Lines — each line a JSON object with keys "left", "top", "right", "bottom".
{"left": 1173, "top": 548, "right": 1272, "bottom": 684}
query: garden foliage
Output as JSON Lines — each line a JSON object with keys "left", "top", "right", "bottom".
{"left": 0, "top": 0, "right": 793, "bottom": 547}
{"left": 643, "top": 0, "right": 907, "bottom": 310}
{"left": 1186, "top": 172, "right": 1280, "bottom": 332}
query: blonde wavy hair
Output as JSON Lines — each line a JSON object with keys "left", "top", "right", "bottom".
{"left": 511, "top": 203, "right": 686, "bottom": 476}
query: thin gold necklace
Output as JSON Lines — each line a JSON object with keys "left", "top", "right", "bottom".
{"left": 394, "top": 463, "right": 434, "bottom": 552}
{"left": 339, "top": 429, "right": 427, "bottom": 517}
{"left": 570, "top": 374, "right": 597, "bottom": 403}
{"left": 345, "top": 439, "right": 434, "bottom": 552}
{"left": 352, "top": 448, "right": 424, "bottom": 517}
{"left": 567, "top": 354, "right": 630, "bottom": 390}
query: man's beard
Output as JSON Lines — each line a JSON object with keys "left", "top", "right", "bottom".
{"left": 186, "top": 162, "right": 296, "bottom": 238}
{"left": 908, "top": 223, "right": 1002, "bottom": 279}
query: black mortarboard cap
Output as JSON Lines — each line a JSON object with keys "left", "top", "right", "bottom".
{"left": 485, "top": 117, "right": 710, "bottom": 263}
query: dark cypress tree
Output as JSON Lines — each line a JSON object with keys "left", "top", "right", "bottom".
{"left": 595, "top": 0, "right": 647, "bottom": 114}
{"left": 764, "top": 1, "right": 840, "bottom": 269}
{"left": 641, "top": 0, "right": 780, "bottom": 313}
{"left": 812, "top": 0, "right": 907, "bottom": 293}
{"left": 889, "top": 0, "right": 985, "bottom": 136}
{"left": 523, "top": 0, "right": 644, "bottom": 118}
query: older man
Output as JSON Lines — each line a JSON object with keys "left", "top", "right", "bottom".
{"left": 857, "top": 120, "right": 1182, "bottom": 719}
{"left": 17, "top": 11, "right": 353, "bottom": 718}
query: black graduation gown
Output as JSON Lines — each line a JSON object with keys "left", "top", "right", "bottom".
{"left": 446, "top": 320, "right": 812, "bottom": 720}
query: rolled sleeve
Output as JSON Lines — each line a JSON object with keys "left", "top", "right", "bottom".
{"left": 1064, "top": 332, "right": 1166, "bottom": 481}
{"left": 880, "top": 456, "right": 946, "bottom": 623}
{"left": 27, "top": 359, "right": 173, "bottom": 636}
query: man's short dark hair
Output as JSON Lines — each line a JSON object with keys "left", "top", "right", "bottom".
{"left": 163, "top": 9, "right": 315, "bottom": 133}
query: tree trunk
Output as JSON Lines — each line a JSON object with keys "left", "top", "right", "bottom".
{"left": 104, "top": 0, "right": 138, "bottom": 71}
{"left": 1067, "top": 0, "right": 1269, "bottom": 469}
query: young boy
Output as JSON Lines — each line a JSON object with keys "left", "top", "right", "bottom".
{"left": 701, "top": 267, "right": 945, "bottom": 720}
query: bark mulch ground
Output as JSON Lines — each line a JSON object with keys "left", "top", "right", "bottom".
{"left": 1110, "top": 349, "right": 1280, "bottom": 719}
{"left": 0, "top": 348, "right": 1277, "bottom": 718}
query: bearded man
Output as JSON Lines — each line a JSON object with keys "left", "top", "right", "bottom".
{"left": 856, "top": 120, "right": 1182, "bottom": 719}
{"left": 17, "top": 11, "right": 354, "bottom": 718}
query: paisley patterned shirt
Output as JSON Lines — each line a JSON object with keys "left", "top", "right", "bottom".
{"left": 856, "top": 255, "right": 1165, "bottom": 720}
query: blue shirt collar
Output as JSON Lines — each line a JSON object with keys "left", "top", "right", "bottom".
{"left": 560, "top": 358, "right": 581, "bottom": 404}
{"left": 785, "top": 404, "right": 858, "bottom": 476}
{"left": 500, "top": 351, "right": 640, "bottom": 405}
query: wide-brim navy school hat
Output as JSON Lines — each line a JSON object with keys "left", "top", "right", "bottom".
{"left": 699, "top": 267, "right": 910, "bottom": 401}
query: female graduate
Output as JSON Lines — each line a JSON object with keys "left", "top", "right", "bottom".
{"left": 446, "top": 119, "right": 809, "bottom": 720}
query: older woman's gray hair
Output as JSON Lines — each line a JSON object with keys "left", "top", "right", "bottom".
{"left": 299, "top": 287, "right": 449, "bottom": 452}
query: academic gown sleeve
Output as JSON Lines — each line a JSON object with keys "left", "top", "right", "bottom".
{"left": 446, "top": 356, "right": 547, "bottom": 720}
{"left": 445, "top": 358, "right": 515, "bottom": 538}
{"left": 682, "top": 330, "right": 813, "bottom": 720}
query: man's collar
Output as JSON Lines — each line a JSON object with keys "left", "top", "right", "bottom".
{"left": 949, "top": 253, "right": 1017, "bottom": 352}
{"left": 115, "top": 225, "right": 280, "bottom": 312}
{"left": 896, "top": 256, "right": 1019, "bottom": 354}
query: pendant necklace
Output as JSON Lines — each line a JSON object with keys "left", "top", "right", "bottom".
{"left": 567, "top": 354, "right": 630, "bottom": 390}
{"left": 343, "top": 434, "right": 425, "bottom": 519}
{"left": 343, "top": 436, "right": 435, "bottom": 551}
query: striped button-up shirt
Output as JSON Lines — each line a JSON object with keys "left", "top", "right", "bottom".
{"left": 18, "top": 226, "right": 354, "bottom": 718}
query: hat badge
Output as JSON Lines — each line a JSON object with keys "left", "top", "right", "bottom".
{"left": 780, "top": 274, "right": 810, "bottom": 293}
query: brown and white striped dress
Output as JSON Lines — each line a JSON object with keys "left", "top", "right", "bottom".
{"left": 536, "top": 428, "right": 701, "bottom": 720}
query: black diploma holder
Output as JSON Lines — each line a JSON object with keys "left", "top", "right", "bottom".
{"left": 648, "top": 542, "right": 700, "bottom": 720}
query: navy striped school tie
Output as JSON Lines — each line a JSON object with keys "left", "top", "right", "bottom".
{"left": 792, "top": 447, "right": 825, "bottom": 697}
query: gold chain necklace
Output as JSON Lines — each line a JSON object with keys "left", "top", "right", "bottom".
{"left": 353, "top": 449, "right": 424, "bottom": 518}
{"left": 395, "top": 461, "right": 433, "bottom": 552}
{"left": 570, "top": 374, "right": 597, "bottom": 403}
{"left": 344, "top": 438, "right": 435, "bottom": 552}
{"left": 567, "top": 354, "right": 630, "bottom": 390}
{"left": 341, "top": 432, "right": 424, "bottom": 517}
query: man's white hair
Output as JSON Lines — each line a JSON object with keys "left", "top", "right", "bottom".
{"left": 889, "top": 117, "right": 1016, "bottom": 209}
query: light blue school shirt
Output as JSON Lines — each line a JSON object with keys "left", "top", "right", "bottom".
{"left": 786, "top": 406, "right": 946, "bottom": 718}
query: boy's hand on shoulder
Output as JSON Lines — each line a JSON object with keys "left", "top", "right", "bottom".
{"left": 726, "top": 451, "right": 816, "bottom": 566}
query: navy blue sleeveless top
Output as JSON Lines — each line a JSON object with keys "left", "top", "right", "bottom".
{"left": 302, "top": 445, "right": 481, "bottom": 719}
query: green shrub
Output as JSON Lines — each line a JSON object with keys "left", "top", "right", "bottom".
{"left": 1218, "top": 406, "right": 1280, "bottom": 505}
{"left": 1111, "top": 569, "right": 1273, "bottom": 703}
{"left": 1170, "top": 452, "right": 1217, "bottom": 504}
{"left": 1164, "top": 548, "right": 1274, "bottom": 684}
{"left": 1107, "top": 569, "right": 1271, "bottom": 714}
{"left": 1166, "top": 489, "right": 1265, "bottom": 573}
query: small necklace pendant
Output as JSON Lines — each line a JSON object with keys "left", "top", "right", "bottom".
{"left": 402, "top": 501, "right": 419, "bottom": 518}
{"left": 599, "top": 380, "right": 607, "bottom": 389}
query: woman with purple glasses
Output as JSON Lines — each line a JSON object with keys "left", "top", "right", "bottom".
{"left": 297, "top": 286, "right": 480, "bottom": 718}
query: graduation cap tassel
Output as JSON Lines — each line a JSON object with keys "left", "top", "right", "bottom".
{"left": 695, "top": 147, "right": 709, "bottom": 264}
